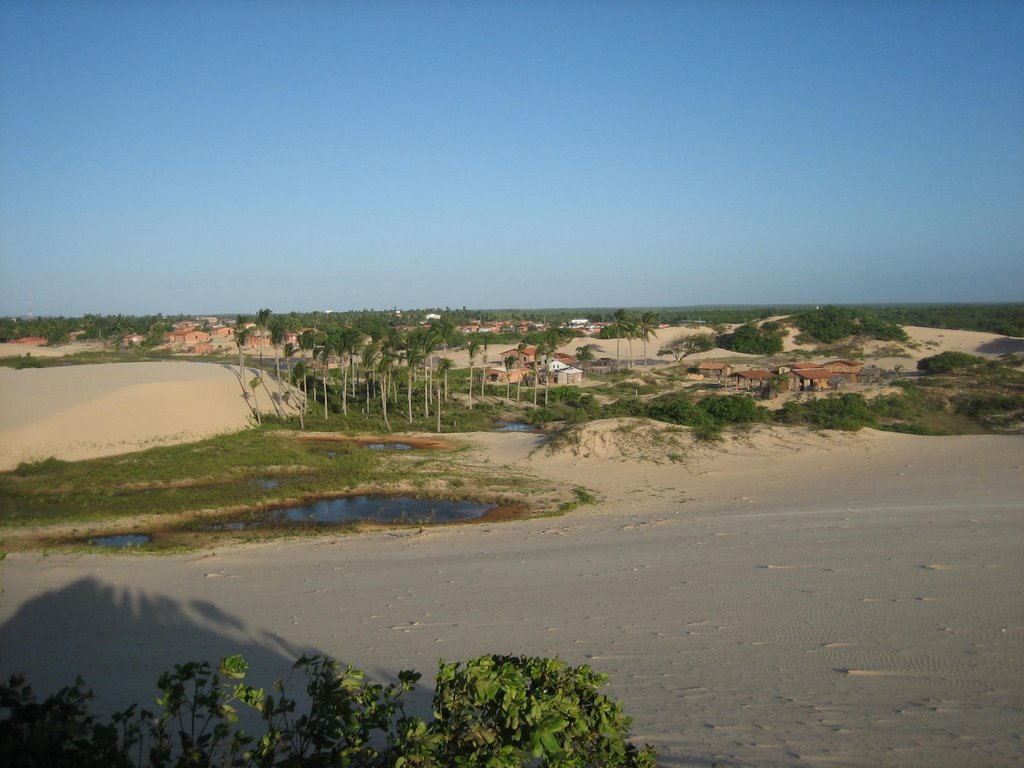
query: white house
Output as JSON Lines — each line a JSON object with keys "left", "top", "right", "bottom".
{"left": 546, "top": 359, "right": 584, "bottom": 385}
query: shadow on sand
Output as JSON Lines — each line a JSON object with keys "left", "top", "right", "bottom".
{"left": 976, "top": 336, "right": 1024, "bottom": 356}
{"left": 0, "top": 576, "right": 317, "bottom": 717}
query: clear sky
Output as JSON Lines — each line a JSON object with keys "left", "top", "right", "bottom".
{"left": 1, "top": 0, "right": 1021, "bottom": 316}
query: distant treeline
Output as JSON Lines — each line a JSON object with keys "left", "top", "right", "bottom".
{"left": 2, "top": 303, "right": 1021, "bottom": 346}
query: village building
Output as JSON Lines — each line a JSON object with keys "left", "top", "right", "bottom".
{"left": 245, "top": 333, "right": 273, "bottom": 349}
{"left": 857, "top": 366, "right": 885, "bottom": 384}
{"left": 698, "top": 361, "right": 734, "bottom": 381}
{"left": 210, "top": 326, "right": 234, "bottom": 338}
{"left": 824, "top": 359, "right": 865, "bottom": 382}
{"left": 545, "top": 359, "right": 584, "bottom": 385}
{"left": 729, "top": 369, "right": 772, "bottom": 390}
{"left": 498, "top": 346, "right": 537, "bottom": 366}
{"left": 485, "top": 366, "right": 526, "bottom": 384}
{"left": 783, "top": 366, "right": 833, "bottom": 392}
{"left": 165, "top": 330, "right": 210, "bottom": 346}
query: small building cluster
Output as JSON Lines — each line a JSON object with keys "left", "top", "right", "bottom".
{"left": 485, "top": 346, "right": 584, "bottom": 386}
{"left": 698, "top": 359, "right": 891, "bottom": 393}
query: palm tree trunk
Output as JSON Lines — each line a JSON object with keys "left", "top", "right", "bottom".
{"left": 407, "top": 373, "right": 414, "bottom": 423}
{"left": 380, "top": 378, "right": 390, "bottom": 432}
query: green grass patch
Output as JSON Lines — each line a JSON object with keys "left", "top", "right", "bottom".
{"left": 0, "top": 428, "right": 393, "bottom": 527}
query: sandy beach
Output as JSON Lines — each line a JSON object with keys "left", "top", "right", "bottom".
{"left": 1, "top": 329, "right": 1023, "bottom": 766}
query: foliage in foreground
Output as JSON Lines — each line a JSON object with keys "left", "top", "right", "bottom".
{"left": 0, "top": 653, "right": 655, "bottom": 768}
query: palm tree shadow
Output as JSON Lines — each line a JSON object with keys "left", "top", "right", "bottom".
{"left": 0, "top": 576, "right": 317, "bottom": 717}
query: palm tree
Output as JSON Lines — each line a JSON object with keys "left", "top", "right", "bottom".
{"left": 466, "top": 337, "right": 479, "bottom": 409}
{"left": 361, "top": 338, "right": 379, "bottom": 410}
{"left": 254, "top": 308, "right": 273, "bottom": 404}
{"left": 436, "top": 357, "right": 454, "bottom": 402}
{"left": 299, "top": 329, "right": 316, "bottom": 407}
{"left": 636, "top": 311, "right": 659, "bottom": 367}
{"left": 335, "top": 326, "right": 362, "bottom": 416}
{"left": 575, "top": 344, "right": 596, "bottom": 366}
{"left": 267, "top": 316, "right": 287, "bottom": 418}
{"left": 234, "top": 320, "right": 259, "bottom": 422}
{"left": 504, "top": 355, "right": 516, "bottom": 401}
{"left": 377, "top": 350, "right": 395, "bottom": 432}
{"left": 516, "top": 341, "right": 528, "bottom": 402}
{"left": 290, "top": 358, "right": 306, "bottom": 429}
{"left": 480, "top": 337, "right": 490, "bottom": 400}
{"left": 248, "top": 375, "right": 262, "bottom": 425}
{"left": 611, "top": 309, "right": 632, "bottom": 370}
{"left": 402, "top": 343, "right": 425, "bottom": 423}
{"left": 542, "top": 329, "right": 562, "bottom": 405}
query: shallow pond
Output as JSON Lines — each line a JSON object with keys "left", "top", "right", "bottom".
{"left": 90, "top": 534, "right": 152, "bottom": 548}
{"left": 364, "top": 442, "right": 413, "bottom": 451}
{"left": 494, "top": 420, "right": 535, "bottom": 432}
{"left": 207, "top": 496, "right": 494, "bottom": 530}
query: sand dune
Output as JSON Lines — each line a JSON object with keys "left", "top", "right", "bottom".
{"left": 0, "top": 362, "right": 285, "bottom": 470}
{"left": 1, "top": 336, "right": 1023, "bottom": 766}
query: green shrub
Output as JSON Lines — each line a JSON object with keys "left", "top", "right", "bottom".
{"left": 955, "top": 393, "right": 1024, "bottom": 418}
{"left": 719, "top": 323, "right": 784, "bottom": 354}
{"left": 917, "top": 351, "right": 990, "bottom": 374}
{"left": 779, "top": 394, "right": 877, "bottom": 430}
{"left": 0, "top": 654, "right": 656, "bottom": 767}
{"left": 792, "top": 305, "right": 907, "bottom": 344}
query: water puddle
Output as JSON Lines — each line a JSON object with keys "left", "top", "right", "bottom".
{"left": 90, "top": 534, "right": 152, "bottom": 548}
{"left": 364, "top": 442, "right": 413, "bottom": 451}
{"left": 494, "top": 420, "right": 535, "bottom": 432}
{"left": 206, "top": 496, "right": 493, "bottom": 530}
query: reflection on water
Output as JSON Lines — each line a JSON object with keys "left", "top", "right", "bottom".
{"left": 206, "top": 496, "right": 493, "bottom": 530}
{"left": 365, "top": 442, "right": 413, "bottom": 451}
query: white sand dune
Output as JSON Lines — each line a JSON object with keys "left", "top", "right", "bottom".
{"left": 1, "top": 340, "right": 1023, "bottom": 766}
{"left": 0, "top": 362, "right": 285, "bottom": 469}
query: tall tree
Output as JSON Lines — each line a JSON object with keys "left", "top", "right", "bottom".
{"left": 637, "top": 311, "right": 659, "bottom": 367}
{"left": 377, "top": 350, "right": 395, "bottom": 432}
{"left": 575, "top": 344, "right": 596, "bottom": 365}
{"left": 516, "top": 341, "right": 528, "bottom": 402}
{"left": 504, "top": 356, "right": 515, "bottom": 401}
{"left": 611, "top": 309, "right": 633, "bottom": 370}
{"left": 480, "top": 337, "right": 490, "bottom": 400}
{"left": 267, "top": 316, "right": 287, "bottom": 418}
{"left": 657, "top": 334, "right": 715, "bottom": 362}
{"left": 466, "top": 337, "right": 479, "bottom": 409}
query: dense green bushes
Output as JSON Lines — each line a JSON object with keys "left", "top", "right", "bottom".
{"left": 718, "top": 323, "right": 785, "bottom": 354}
{"left": 609, "top": 393, "right": 771, "bottom": 439}
{"left": 791, "top": 306, "right": 908, "bottom": 344}
{"left": 916, "top": 351, "right": 991, "bottom": 374}
{"left": 0, "top": 654, "right": 655, "bottom": 767}
{"left": 778, "top": 394, "right": 879, "bottom": 430}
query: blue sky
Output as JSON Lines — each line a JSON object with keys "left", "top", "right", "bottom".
{"left": 1, "top": 0, "right": 1021, "bottom": 316}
